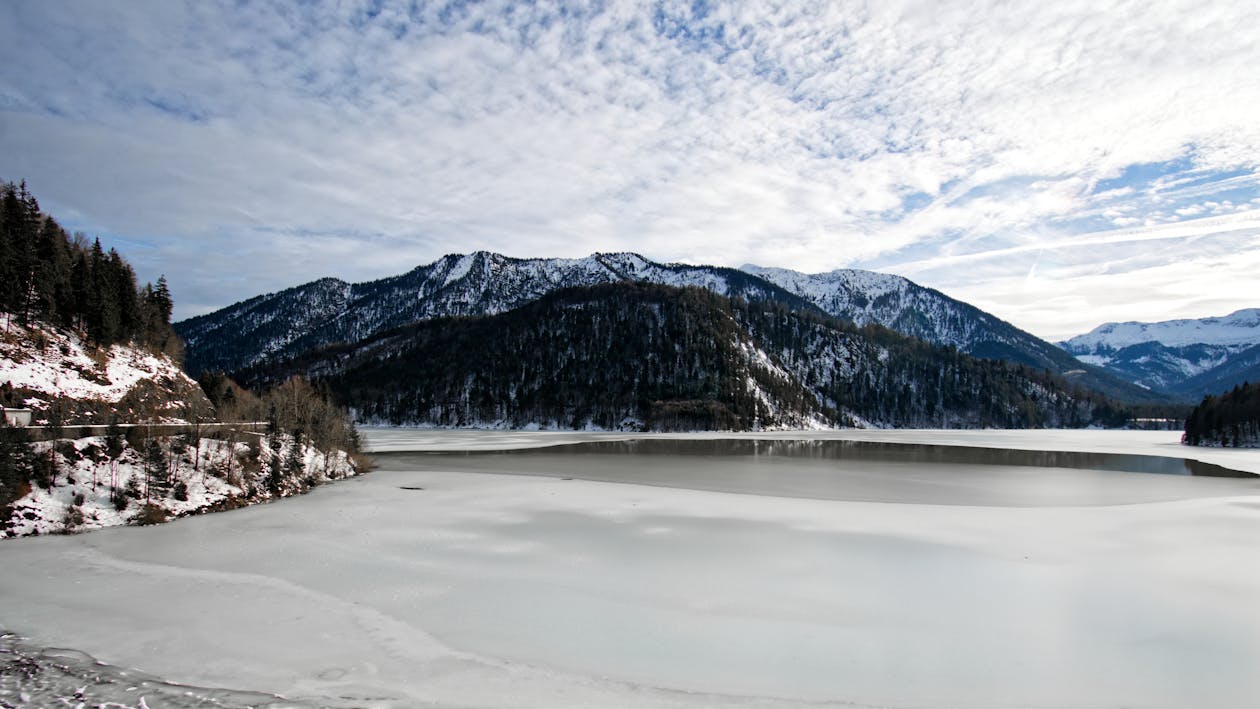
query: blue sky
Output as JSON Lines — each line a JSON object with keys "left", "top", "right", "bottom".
{"left": 1, "top": 0, "right": 1258, "bottom": 339}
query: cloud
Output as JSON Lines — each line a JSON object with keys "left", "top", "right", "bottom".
{"left": 0, "top": 0, "right": 1257, "bottom": 338}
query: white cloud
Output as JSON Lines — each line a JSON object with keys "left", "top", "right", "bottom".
{"left": 0, "top": 0, "right": 1257, "bottom": 337}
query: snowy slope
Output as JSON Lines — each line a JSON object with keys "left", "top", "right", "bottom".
{"left": 738, "top": 265, "right": 1162, "bottom": 403}
{"left": 0, "top": 315, "right": 207, "bottom": 423}
{"left": 742, "top": 265, "right": 981, "bottom": 348}
{"left": 3, "top": 433, "right": 358, "bottom": 538}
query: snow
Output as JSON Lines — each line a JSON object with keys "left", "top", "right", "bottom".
{"left": 0, "top": 315, "right": 194, "bottom": 405}
{"left": 3, "top": 434, "right": 358, "bottom": 538}
{"left": 741, "top": 264, "right": 907, "bottom": 301}
{"left": 441, "top": 253, "right": 476, "bottom": 286}
{"left": 1074, "top": 353, "right": 1111, "bottom": 366}
{"left": 1063, "top": 307, "right": 1260, "bottom": 350}
{"left": 3, "top": 430, "right": 1259, "bottom": 708}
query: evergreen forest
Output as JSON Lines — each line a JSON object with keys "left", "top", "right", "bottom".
{"left": 239, "top": 283, "right": 1130, "bottom": 430}
{"left": 0, "top": 180, "right": 177, "bottom": 352}
{"left": 1183, "top": 381, "right": 1260, "bottom": 447}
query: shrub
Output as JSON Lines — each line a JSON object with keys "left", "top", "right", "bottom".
{"left": 61, "top": 504, "right": 84, "bottom": 532}
{"left": 133, "top": 503, "right": 168, "bottom": 526}
{"left": 124, "top": 475, "right": 142, "bottom": 499}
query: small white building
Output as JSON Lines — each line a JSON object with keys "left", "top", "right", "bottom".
{"left": 2, "top": 407, "right": 33, "bottom": 427}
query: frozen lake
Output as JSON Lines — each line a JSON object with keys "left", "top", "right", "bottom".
{"left": 3, "top": 429, "right": 1260, "bottom": 708}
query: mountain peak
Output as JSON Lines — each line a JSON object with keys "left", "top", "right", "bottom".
{"left": 1063, "top": 308, "right": 1260, "bottom": 350}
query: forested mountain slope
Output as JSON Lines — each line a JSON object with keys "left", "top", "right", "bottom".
{"left": 741, "top": 264, "right": 1164, "bottom": 403}
{"left": 176, "top": 251, "right": 816, "bottom": 376}
{"left": 178, "top": 251, "right": 1162, "bottom": 404}
{"left": 240, "top": 284, "right": 1126, "bottom": 431}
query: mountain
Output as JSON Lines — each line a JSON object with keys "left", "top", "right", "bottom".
{"left": 1063, "top": 309, "right": 1260, "bottom": 350}
{"left": 239, "top": 283, "right": 1126, "bottom": 431}
{"left": 178, "top": 251, "right": 1162, "bottom": 404}
{"left": 1060, "top": 309, "right": 1260, "bottom": 400}
{"left": 740, "top": 265, "right": 1165, "bottom": 403}
{"left": 176, "top": 251, "right": 818, "bottom": 377}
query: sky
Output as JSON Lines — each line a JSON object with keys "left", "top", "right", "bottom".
{"left": 1, "top": 0, "right": 1258, "bottom": 341}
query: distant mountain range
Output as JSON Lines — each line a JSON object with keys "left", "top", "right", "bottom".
{"left": 237, "top": 283, "right": 1126, "bottom": 430}
{"left": 176, "top": 251, "right": 1161, "bottom": 404}
{"left": 1059, "top": 309, "right": 1260, "bottom": 401}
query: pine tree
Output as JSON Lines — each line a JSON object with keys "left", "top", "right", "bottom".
{"left": 0, "top": 423, "right": 38, "bottom": 508}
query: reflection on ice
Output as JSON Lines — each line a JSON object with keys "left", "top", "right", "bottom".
{"left": 384, "top": 436, "right": 1259, "bottom": 506}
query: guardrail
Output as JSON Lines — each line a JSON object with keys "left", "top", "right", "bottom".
{"left": 20, "top": 422, "right": 269, "bottom": 442}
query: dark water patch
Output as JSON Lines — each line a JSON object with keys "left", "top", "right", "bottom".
{"left": 375, "top": 438, "right": 1259, "bottom": 506}
{"left": 385, "top": 438, "right": 1255, "bottom": 478}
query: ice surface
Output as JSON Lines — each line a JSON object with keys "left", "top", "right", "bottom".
{"left": 2, "top": 429, "right": 1260, "bottom": 708}
{"left": 361, "top": 426, "right": 1260, "bottom": 474}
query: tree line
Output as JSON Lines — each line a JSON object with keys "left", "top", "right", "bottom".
{"left": 0, "top": 180, "right": 176, "bottom": 351}
{"left": 1183, "top": 381, "right": 1260, "bottom": 447}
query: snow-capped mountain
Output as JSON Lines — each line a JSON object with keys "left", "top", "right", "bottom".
{"left": 1060, "top": 309, "right": 1260, "bottom": 399}
{"left": 240, "top": 283, "right": 1120, "bottom": 431}
{"left": 1063, "top": 309, "right": 1260, "bottom": 350}
{"left": 739, "top": 264, "right": 1160, "bottom": 403}
{"left": 177, "top": 251, "right": 1161, "bottom": 403}
{"left": 176, "top": 251, "right": 818, "bottom": 376}
{"left": 741, "top": 264, "right": 1057, "bottom": 353}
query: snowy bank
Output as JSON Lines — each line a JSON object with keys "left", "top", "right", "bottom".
{"left": 2, "top": 432, "right": 360, "bottom": 538}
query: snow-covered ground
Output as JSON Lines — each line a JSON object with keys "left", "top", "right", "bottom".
{"left": 2, "top": 429, "right": 1259, "bottom": 708}
{"left": 0, "top": 315, "right": 195, "bottom": 407}
{"left": 3, "top": 434, "right": 359, "bottom": 538}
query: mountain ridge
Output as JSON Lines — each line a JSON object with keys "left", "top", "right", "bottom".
{"left": 238, "top": 283, "right": 1126, "bottom": 431}
{"left": 177, "top": 252, "right": 1165, "bottom": 405}
{"left": 1059, "top": 308, "right": 1260, "bottom": 399}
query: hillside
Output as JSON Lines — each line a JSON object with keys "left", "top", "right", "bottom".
{"left": 0, "top": 180, "right": 368, "bottom": 538}
{"left": 177, "top": 251, "right": 1163, "bottom": 405}
{"left": 1061, "top": 309, "right": 1260, "bottom": 400}
{"left": 741, "top": 265, "right": 1166, "bottom": 404}
{"left": 1, "top": 314, "right": 210, "bottom": 425}
{"left": 0, "top": 320, "right": 367, "bottom": 538}
{"left": 239, "top": 284, "right": 1125, "bottom": 431}
{"left": 176, "top": 251, "right": 818, "bottom": 376}
{"left": 1183, "top": 381, "right": 1260, "bottom": 448}
{"left": 1, "top": 427, "right": 359, "bottom": 537}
